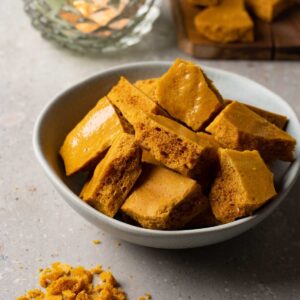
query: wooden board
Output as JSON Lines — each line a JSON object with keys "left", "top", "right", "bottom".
{"left": 170, "top": 0, "right": 300, "bottom": 60}
{"left": 273, "top": 7, "right": 300, "bottom": 59}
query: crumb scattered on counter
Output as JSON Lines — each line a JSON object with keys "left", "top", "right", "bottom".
{"left": 28, "top": 186, "right": 37, "bottom": 192}
{"left": 17, "top": 262, "right": 127, "bottom": 300}
{"left": 93, "top": 239, "right": 101, "bottom": 245}
{"left": 138, "top": 293, "right": 152, "bottom": 300}
{"left": 18, "top": 289, "right": 43, "bottom": 300}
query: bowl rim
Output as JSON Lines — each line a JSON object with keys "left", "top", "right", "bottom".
{"left": 33, "top": 60, "right": 300, "bottom": 238}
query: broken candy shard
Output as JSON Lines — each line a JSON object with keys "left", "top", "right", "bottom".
{"left": 224, "top": 99, "right": 288, "bottom": 129}
{"left": 156, "top": 58, "right": 223, "bottom": 131}
{"left": 80, "top": 133, "right": 141, "bottom": 217}
{"left": 206, "top": 101, "right": 296, "bottom": 162}
{"left": 194, "top": 0, "right": 254, "bottom": 43}
{"left": 107, "top": 76, "right": 165, "bottom": 121}
{"left": 121, "top": 165, "right": 209, "bottom": 230}
{"left": 129, "top": 111, "right": 219, "bottom": 188}
{"left": 60, "top": 97, "right": 128, "bottom": 176}
{"left": 209, "top": 149, "right": 277, "bottom": 223}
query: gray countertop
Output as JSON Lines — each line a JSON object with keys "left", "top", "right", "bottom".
{"left": 1, "top": 1, "right": 300, "bottom": 299}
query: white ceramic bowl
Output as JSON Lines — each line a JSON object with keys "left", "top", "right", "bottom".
{"left": 33, "top": 62, "right": 300, "bottom": 249}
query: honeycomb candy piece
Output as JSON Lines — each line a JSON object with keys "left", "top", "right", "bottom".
{"left": 206, "top": 101, "right": 296, "bottom": 162}
{"left": 210, "top": 149, "right": 277, "bottom": 223}
{"left": 128, "top": 111, "right": 219, "bottom": 187}
{"left": 194, "top": 0, "right": 254, "bottom": 43}
{"left": 121, "top": 165, "right": 209, "bottom": 230}
{"left": 80, "top": 133, "right": 142, "bottom": 217}
{"left": 224, "top": 99, "right": 288, "bottom": 129}
{"left": 107, "top": 76, "right": 165, "bottom": 120}
{"left": 60, "top": 97, "right": 129, "bottom": 175}
{"left": 156, "top": 59, "right": 223, "bottom": 131}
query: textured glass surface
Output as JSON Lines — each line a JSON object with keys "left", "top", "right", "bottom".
{"left": 24, "top": 0, "right": 160, "bottom": 53}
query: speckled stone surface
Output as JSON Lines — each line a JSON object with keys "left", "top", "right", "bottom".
{"left": 1, "top": 1, "right": 300, "bottom": 299}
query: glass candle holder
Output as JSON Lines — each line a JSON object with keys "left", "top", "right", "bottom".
{"left": 24, "top": 0, "right": 160, "bottom": 53}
